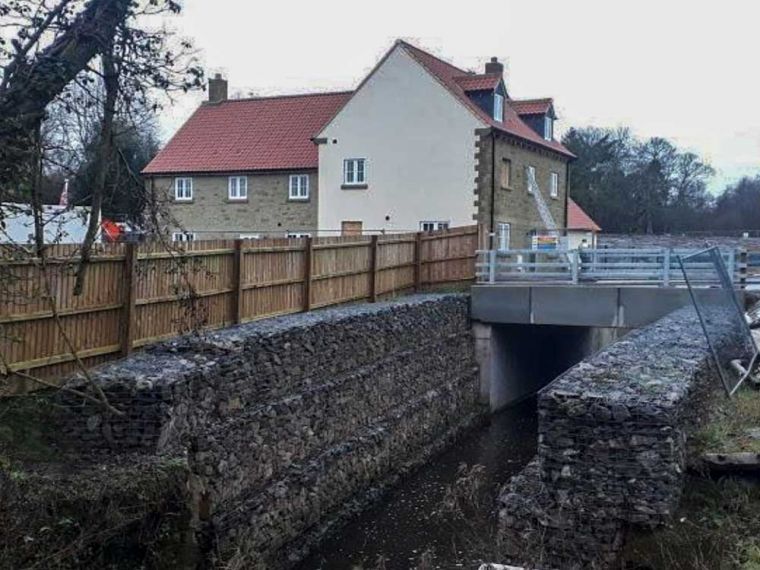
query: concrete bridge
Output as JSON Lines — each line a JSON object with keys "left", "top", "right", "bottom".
{"left": 470, "top": 246, "right": 747, "bottom": 410}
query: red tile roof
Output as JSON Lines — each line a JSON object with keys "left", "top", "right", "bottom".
{"left": 511, "top": 98, "right": 554, "bottom": 116}
{"left": 454, "top": 73, "right": 501, "bottom": 92}
{"left": 143, "top": 91, "right": 352, "bottom": 175}
{"left": 568, "top": 198, "right": 601, "bottom": 231}
{"left": 398, "top": 41, "right": 574, "bottom": 158}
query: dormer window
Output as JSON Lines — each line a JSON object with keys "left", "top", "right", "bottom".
{"left": 493, "top": 93, "right": 504, "bottom": 122}
{"left": 544, "top": 116, "right": 553, "bottom": 141}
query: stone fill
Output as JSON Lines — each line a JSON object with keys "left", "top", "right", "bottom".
{"left": 56, "top": 294, "right": 482, "bottom": 568}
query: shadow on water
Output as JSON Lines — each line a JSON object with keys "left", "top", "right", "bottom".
{"left": 298, "top": 398, "right": 538, "bottom": 570}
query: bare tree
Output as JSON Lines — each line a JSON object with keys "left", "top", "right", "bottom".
{"left": 0, "top": 0, "right": 203, "bottom": 408}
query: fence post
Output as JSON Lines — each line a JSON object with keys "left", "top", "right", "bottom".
{"left": 570, "top": 250, "right": 579, "bottom": 284}
{"left": 232, "top": 239, "right": 244, "bottom": 323}
{"left": 120, "top": 242, "right": 138, "bottom": 357}
{"left": 488, "top": 249, "right": 496, "bottom": 283}
{"left": 369, "top": 235, "right": 379, "bottom": 302}
{"left": 662, "top": 248, "right": 671, "bottom": 287}
{"left": 303, "top": 236, "right": 313, "bottom": 312}
{"left": 739, "top": 248, "right": 748, "bottom": 289}
{"left": 414, "top": 232, "right": 423, "bottom": 292}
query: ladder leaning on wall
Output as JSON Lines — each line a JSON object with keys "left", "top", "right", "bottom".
{"left": 526, "top": 167, "right": 558, "bottom": 232}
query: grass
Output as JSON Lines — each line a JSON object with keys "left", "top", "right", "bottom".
{"left": 622, "top": 387, "right": 760, "bottom": 569}
{"left": 692, "top": 387, "right": 760, "bottom": 455}
{"left": 621, "top": 475, "right": 760, "bottom": 570}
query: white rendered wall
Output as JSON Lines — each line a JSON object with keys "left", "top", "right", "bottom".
{"left": 317, "top": 46, "right": 483, "bottom": 234}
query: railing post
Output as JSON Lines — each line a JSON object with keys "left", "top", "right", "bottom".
{"left": 488, "top": 250, "right": 496, "bottom": 283}
{"left": 369, "top": 235, "right": 379, "bottom": 302}
{"left": 570, "top": 250, "right": 579, "bottom": 284}
{"left": 303, "top": 236, "right": 313, "bottom": 312}
{"left": 662, "top": 248, "right": 671, "bottom": 287}
{"left": 414, "top": 232, "right": 423, "bottom": 292}
{"left": 232, "top": 239, "right": 244, "bottom": 323}
{"left": 738, "top": 248, "right": 748, "bottom": 289}
{"left": 120, "top": 242, "right": 138, "bottom": 357}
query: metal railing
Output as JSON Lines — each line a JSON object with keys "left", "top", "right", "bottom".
{"left": 476, "top": 247, "right": 744, "bottom": 286}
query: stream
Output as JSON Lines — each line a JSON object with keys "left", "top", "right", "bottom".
{"left": 297, "top": 397, "right": 538, "bottom": 570}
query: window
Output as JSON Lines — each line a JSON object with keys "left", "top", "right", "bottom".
{"left": 289, "top": 175, "right": 309, "bottom": 200}
{"left": 239, "top": 234, "right": 260, "bottom": 240}
{"left": 174, "top": 178, "right": 193, "bottom": 201}
{"left": 550, "top": 172, "right": 559, "bottom": 198}
{"left": 343, "top": 159, "right": 367, "bottom": 186}
{"left": 497, "top": 222, "right": 511, "bottom": 251}
{"left": 493, "top": 93, "right": 504, "bottom": 122}
{"left": 500, "top": 159, "right": 512, "bottom": 189}
{"left": 420, "top": 221, "right": 450, "bottom": 232}
{"left": 172, "top": 232, "right": 196, "bottom": 242}
{"left": 228, "top": 176, "right": 247, "bottom": 200}
{"left": 544, "top": 116, "right": 553, "bottom": 141}
{"left": 287, "top": 232, "right": 311, "bottom": 239}
{"left": 526, "top": 166, "right": 536, "bottom": 193}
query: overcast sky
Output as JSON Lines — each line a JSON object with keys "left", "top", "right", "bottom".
{"left": 161, "top": 0, "right": 760, "bottom": 193}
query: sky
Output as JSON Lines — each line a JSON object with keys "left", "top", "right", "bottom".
{"left": 160, "top": 0, "right": 760, "bottom": 194}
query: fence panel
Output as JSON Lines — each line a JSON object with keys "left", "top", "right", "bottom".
{"left": 0, "top": 226, "right": 478, "bottom": 393}
{"left": 421, "top": 226, "right": 478, "bottom": 286}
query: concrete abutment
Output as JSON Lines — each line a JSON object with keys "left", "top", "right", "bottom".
{"left": 474, "top": 321, "right": 622, "bottom": 411}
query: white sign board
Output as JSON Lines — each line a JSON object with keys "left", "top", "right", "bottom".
{"left": 1, "top": 204, "right": 96, "bottom": 244}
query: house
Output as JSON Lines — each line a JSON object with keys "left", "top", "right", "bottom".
{"left": 566, "top": 198, "right": 602, "bottom": 248}
{"left": 143, "top": 40, "right": 575, "bottom": 246}
{"left": 142, "top": 78, "right": 351, "bottom": 240}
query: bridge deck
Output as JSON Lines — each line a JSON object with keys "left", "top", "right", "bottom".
{"left": 471, "top": 284, "right": 742, "bottom": 329}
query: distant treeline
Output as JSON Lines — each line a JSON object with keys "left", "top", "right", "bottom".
{"left": 563, "top": 126, "right": 760, "bottom": 234}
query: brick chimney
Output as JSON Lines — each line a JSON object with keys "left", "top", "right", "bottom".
{"left": 485, "top": 57, "right": 504, "bottom": 76}
{"left": 208, "top": 73, "right": 228, "bottom": 103}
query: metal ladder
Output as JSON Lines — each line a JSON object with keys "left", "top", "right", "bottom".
{"left": 527, "top": 167, "right": 558, "bottom": 231}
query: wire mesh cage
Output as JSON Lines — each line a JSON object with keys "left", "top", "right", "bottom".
{"left": 678, "top": 247, "right": 758, "bottom": 396}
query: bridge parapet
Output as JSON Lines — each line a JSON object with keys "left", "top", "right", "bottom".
{"left": 476, "top": 247, "right": 745, "bottom": 287}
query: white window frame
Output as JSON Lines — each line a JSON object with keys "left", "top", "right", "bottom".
{"left": 497, "top": 222, "right": 511, "bottom": 251}
{"left": 494, "top": 93, "right": 504, "bottom": 123}
{"left": 174, "top": 178, "right": 193, "bottom": 201}
{"left": 343, "top": 158, "right": 367, "bottom": 186}
{"left": 288, "top": 174, "right": 310, "bottom": 200}
{"left": 287, "top": 232, "right": 311, "bottom": 239}
{"left": 172, "top": 231, "right": 196, "bottom": 242}
{"left": 527, "top": 166, "right": 536, "bottom": 193}
{"left": 420, "top": 221, "right": 450, "bottom": 232}
{"left": 544, "top": 116, "right": 553, "bottom": 141}
{"left": 239, "top": 234, "right": 260, "bottom": 240}
{"left": 228, "top": 176, "right": 248, "bottom": 200}
{"left": 550, "top": 172, "right": 559, "bottom": 198}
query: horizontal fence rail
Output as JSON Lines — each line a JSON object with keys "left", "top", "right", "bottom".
{"left": 476, "top": 247, "right": 752, "bottom": 287}
{"left": 0, "top": 226, "right": 479, "bottom": 394}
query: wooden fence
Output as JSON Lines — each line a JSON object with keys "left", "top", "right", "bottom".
{"left": 0, "top": 225, "right": 479, "bottom": 394}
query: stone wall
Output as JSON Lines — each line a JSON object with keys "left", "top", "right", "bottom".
{"left": 151, "top": 171, "right": 318, "bottom": 239}
{"left": 600, "top": 233, "right": 760, "bottom": 251}
{"left": 57, "top": 294, "right": 482, "bottom": 568}
{"left": 475, "top": 129, "right": 569, "bottom": 249}
{"left": 498, "top": 307, "right": 721, "bottom": 569}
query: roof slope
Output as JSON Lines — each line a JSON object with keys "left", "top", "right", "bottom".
{"left": 511, "top": 98, "right": 554, "bottom": 116}
{"left": 568, "top": 198, "right": 601, "bottom": 231}
{"left": 398, "top": 41, "right": 574, "bottom": 158}
{"left": 143, "top": 91, "right": 352, "bottom": 175}
{"left": 453, "top": 74, "right": 502, "bottom": 92}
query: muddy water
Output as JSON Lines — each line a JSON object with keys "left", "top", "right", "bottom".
{"left": 297, "top": 398, "right": 538, "bottom": 570}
